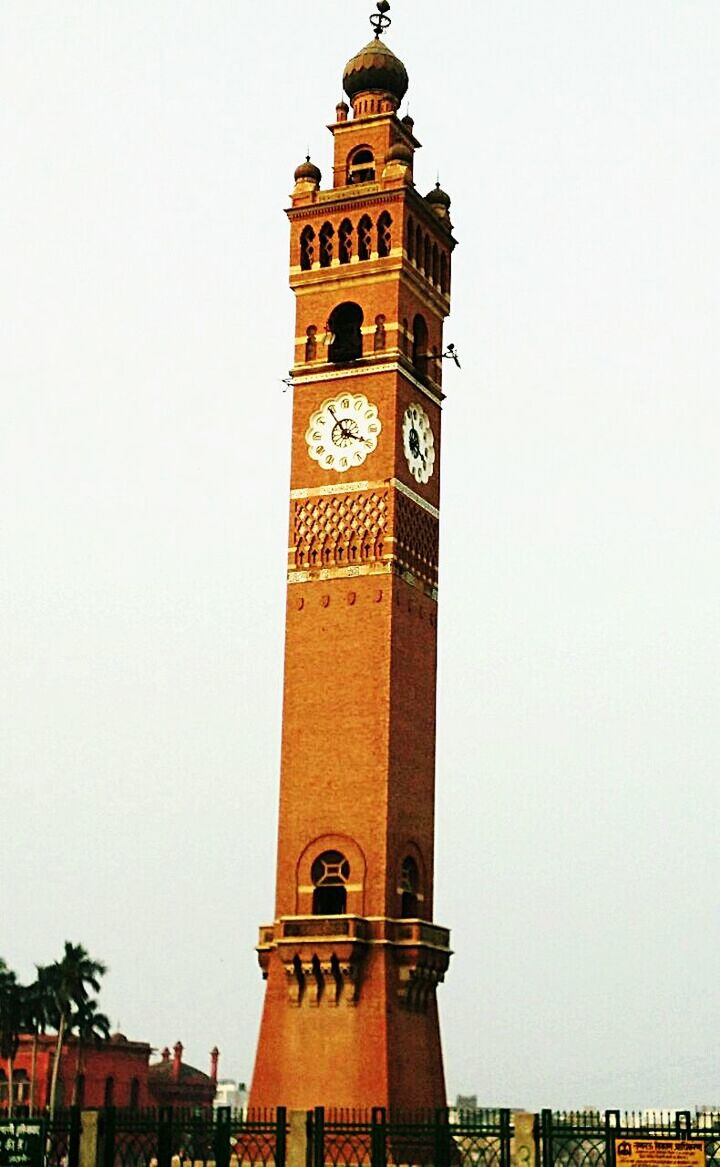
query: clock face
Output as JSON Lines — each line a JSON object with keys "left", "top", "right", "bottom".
{"left": 305, "top": 392, "right": 381, "bottom": 473}
{"left": 402, "top": 402, "right": 436, "bottom": 484}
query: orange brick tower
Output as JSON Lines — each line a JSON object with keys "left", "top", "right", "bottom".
{"left": 250, "top": 1, "right": 456, "bottom": 1112}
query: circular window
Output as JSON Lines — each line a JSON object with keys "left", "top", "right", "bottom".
{"left": 311, "top": 851, "right": 350, "bottom": 886}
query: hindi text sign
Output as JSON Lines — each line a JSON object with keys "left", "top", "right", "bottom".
{"left": 0, "top": 1121, "right": 46, "bottom": 1167}
{"left": 616, "top": 1140, "right": 706, "bottom": 1167}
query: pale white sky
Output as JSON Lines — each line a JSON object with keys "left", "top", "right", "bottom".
{"left": 2, "top": 0, "right": 720, "bottom": 1109}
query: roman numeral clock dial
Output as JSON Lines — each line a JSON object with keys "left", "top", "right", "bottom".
{"left": 305, "top": 392, "right": 381, "bottom": 472}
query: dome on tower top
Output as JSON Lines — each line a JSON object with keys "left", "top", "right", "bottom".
{"left": 343, "top": 39, "right": 409, "bottom": 106}
{"left": 426, "top": 182, "right": 451, "bottom": 208}
{"left": 294, "top": 156, "right": 321, "bottom": 184}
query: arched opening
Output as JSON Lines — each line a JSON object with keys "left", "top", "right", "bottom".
{"left": 415, "top": 225, "right": 423, "bottom": 269}
{"left": 339, "top": 218, "right": 353, "bottom": 264}
{"left": 377, "top": 211, "right": 392, "bottom": 258}
{"left": 319, "top": 222, "right": 334, "bottom": 268}
{"left": 130, "top": 1078, "right": 140, "bottom": 1110}
{"left": 311, "top": 850, "right": 350, "bottom": 916}
{"left": 400, "top": 856, "right": 420, "bottom": 918}
{"left": 412, "top": 314, "right": 429, "bottom": 375}
{"left": 357, "top": 215, "right": 373, "bottom": 261}
{"left": 432, "top": 242, "right": 440, "bottom": 286}
{"left": 74, "top": 1073, "right": 86, "bottom": 1108}
{"left": 300, "top": 225, "right": 315, "bottom": 272}
{"left": 14, "top": 1070, "right": 29, "bottom": 1112}
{"left": 328, "top": 302, "right": 364, "bottom": 363}
{"left": 407, "top": 217, "right": 415, "bottom": 262}
{"left": 440, "top": 252, "right": 449, "bottom": 294}
{"left": 347, "top": 147, "right": 375, "bottom": 184}
{"left": 104, "top": 1076, "right": 115, "bottom": 1108}
{"left": 423, "top": 235, "right": 431, "bottom": 276}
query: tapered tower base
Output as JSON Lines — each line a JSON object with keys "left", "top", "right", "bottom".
{"left": 250, "top": 916, "right": 451, "bottom": 1110}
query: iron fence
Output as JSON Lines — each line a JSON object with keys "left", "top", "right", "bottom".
{"left": 540, "top": 1109, "right": 716, "bottom": 1167}
{"left": 98, "top": 1106, "right": 286, "bottom": 1167}
{"left": 46, "top": 1107, "right": 80, "bottom": 1167}
{"left": 309, "top": 1106, "right": 513, "bottom": 1167}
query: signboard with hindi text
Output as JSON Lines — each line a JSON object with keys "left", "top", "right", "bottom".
{"left": 0, "top": 1121, "right": 46, "bottom": 1167}
{"left": 616, "top": 1140, "right": 706, "bottom": 1167}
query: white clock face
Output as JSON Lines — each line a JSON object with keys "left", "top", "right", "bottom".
{"left": 305, "top": 392, "right": 381, "bottom": 473}
{"left": 402, "top": 402, "right": 435, "bottom": 484}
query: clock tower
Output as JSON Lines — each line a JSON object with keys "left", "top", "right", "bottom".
{"left": 250, "top": 2, "right": 456, "bottom": 1112}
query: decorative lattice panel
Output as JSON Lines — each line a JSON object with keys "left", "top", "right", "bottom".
{"left": 394, "top": 493, "right": 439, "bottom": 586}
{"left": 293, "top": 491, "right": 388, "bottom": 569}
{"left": 292, "top": 488, "right": 439, "bottom": 588}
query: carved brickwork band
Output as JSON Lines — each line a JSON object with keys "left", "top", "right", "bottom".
{"left": 290, "top": 487, "right": 439, "bottom": 588}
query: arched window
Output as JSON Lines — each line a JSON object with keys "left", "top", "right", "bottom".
{"left": 339, "top": 219, "right": 353, "bottom": 264}
{"left": 377, "top": 211, "right": 392, "bottom": 258}
{"left": 312, "top": 850, "right": 350, "bottom": 915}
{"left": 440, "top": 252, "right": 449, "bottom": 294}
{"left": 305, "top": 325, "right": 317, "bottom": 362}
{"left": 130, "top": 1078, "right": 140, "bottom": 1110}
{"left": 406, "top": 217, "right": 415, "bottom": 262}
{"left": 415, "top": 225, "right": 423, "bottom": 269}
{"left": 357, "top": 215, "right": 373, "bottom": 261}
{"left": 104, "top": 1076, "right": 115, "bottom": 1108}
{"left": 412, "top": 314, "right": 428, "bottom": 375}
{"left": 328, "top": 302, "right": 364, "bottom": 363}
{"left": 74, "top": 1073, "right": 85, "bottom": 1108}
{"left": 319, "top": 222, "right": 334, "bottom": 268}
{"left": 432, "top": 242, "right": 440, "bottom": 286}
{"left": 300, "top": 225, "right": 315, "bottom": 272}
{"left": 400, "top": 856, "right": 420, "bottom": 918}
{"left": 374, "top": 314, "right": 386, "bottom": 352}
{"left": 347, "top": 147, "right": 375, "bottom": 184}
{"left": 424, "top": 235, "right": 431, "bottom": 276}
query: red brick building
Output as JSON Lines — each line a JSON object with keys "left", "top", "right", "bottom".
{"left": 250, "top": 0, "right": 455, "bottom": 1113}
{"left": 0, "top": 1034, "right": 217, "bottom": 1112}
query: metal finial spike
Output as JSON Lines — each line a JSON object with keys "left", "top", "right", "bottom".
{"left": 370, "top": 0, "right": 392, "bottom": 39}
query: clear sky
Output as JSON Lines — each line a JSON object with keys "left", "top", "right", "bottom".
{"left": 2, "top": 0, "right": 720, "bottom": 1110}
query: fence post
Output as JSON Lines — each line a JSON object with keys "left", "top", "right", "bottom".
{"left": 605, "top": 1110, "right": 621, "bottom": 1167}
{"left": 540, "top": 1109, "right": 553, "bottom": 1167}
{"left": 67, "top": 1106, "right": 81, "bottom": 1167}
{"left": 158, "top": 1106, "right": 173, "bottom": 1167}
{"left": 214, "top": 1106, "right": 231, "bottom": 1167}
{"left": 100, "top": 1107, "right": 116, "bottom": 1167}
{"left": 676, "top": 1113, "right": 692, "bottom": 1139}
{"left": 78, "top": 1110, "right": 100, "bottom": 1167}
{"left": 312, "top": 1108, "right": 324, "bottom": 1167}
{"left": 499, "top": 1108, "right": 512, "bottom": 1167}
{"left": 512, "top": 1111, "right": 537, "bottom": 1167}
{"left": 434, "top": 1107, "right": 451, "bottom": 1167}
{"left": 371, "top": 1107, "right": 387, "bottom": 1167}
{"left": 276, "top": 1107, "right": 287, "bottom": 1167}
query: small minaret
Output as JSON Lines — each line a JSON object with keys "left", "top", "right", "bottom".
{"left": 172, "top": 1041, "right": 183, "bottom": 1082}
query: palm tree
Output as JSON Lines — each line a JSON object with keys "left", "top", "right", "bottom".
{"left": 0, "top": 960, "right": 23, "bottom": 1118}
{"left": 70, "top": 998, "right": 111, "bottom": 1105}
{"left": 24, "top": 967, "right": 54, "bottom": 1115}
{"left": 46, "top": 943, "right": 107, "bottom": 1118}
